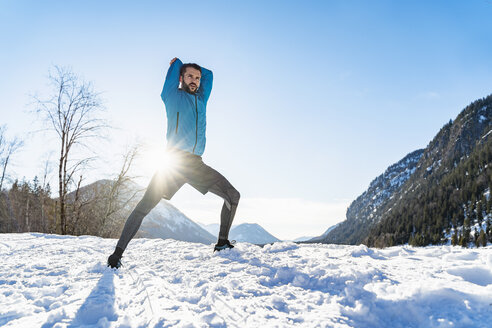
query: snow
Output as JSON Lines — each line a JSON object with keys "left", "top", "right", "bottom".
{"left": 1, "top": 233, "right": 491, "bottom": 327}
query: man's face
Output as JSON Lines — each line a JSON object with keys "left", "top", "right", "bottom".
{"left": 180, "top": 67, "right": 201, "bottom": 94}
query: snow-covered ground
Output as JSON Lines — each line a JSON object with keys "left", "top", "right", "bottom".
{"left": 1, "top": 233, "right": 491, "bottom": 328}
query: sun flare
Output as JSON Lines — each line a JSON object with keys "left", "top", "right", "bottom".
{"left": 139, "top": 145, "right": 177, "bottom": 177}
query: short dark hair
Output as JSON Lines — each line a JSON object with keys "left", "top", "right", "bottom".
{"left": 180, "top": 63, "right": 202, "bottom": 76}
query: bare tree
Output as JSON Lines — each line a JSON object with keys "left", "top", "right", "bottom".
{"left": 0, "top": 124, "right": 25, "bottom": 233}
{"left": 33, "top": 66, "right": 107, "bottom": 235}
{"left": 67, "top": 174, "right": 86, "bottom": 235}
{"left": 65, "top": 145, "right": 141, "bottom": 237}
{"left": 39, "top": 153, "right": 54, "bottom": 231}
{"left": 99, "top": 145, "right": 141, "bottom": 237}
{"left": 0, "top": 125, "right": 24, "bottom": 191}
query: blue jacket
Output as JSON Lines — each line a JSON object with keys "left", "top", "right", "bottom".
{"left": 161, "top": 58, "right": 213, "bottom": 156}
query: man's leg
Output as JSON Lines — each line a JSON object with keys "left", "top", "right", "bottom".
{"left": 108, "top": 169, "right": 184, "bottom": 267}
{"left": 180, "top": 155, "right": 240, "bottom": 250}
{"left": 209, "top": 178, "right": 240, "bottom": 241}
{"left": 115, "top": 188, "right": 161, "bottom": 251}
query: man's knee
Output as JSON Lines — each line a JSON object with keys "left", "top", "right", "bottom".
{"left": 228, "top": 188, "right": 240, "bottom": 206}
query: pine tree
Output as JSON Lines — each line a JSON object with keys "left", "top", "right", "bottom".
{"left": 468, "top": 199, "right": 476, "bottom": 222}
{"left": 487, "top": 218, "right": 492, "bottom": 242}
{"left": 461, "top": 218, "right": 471, "bottom": 248}
{"left": 451, "top": 230, "right": 458, "bottom": 246}
{"left": 477, "top": 230, "right": 487, "bottom": 247}
{"left": 477, "top": 201, "right": 483, "bottom": 224}
{"left": 488, "top": 192, "right": 492, "bottom": 214}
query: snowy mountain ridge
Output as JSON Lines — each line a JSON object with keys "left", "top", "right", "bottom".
{"left": 135, "top": 200, "right": 216, "bottom": 244}
{"left": 229, "top": 223, "right": 281, "bottom": 244}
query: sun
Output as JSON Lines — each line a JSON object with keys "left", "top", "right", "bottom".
{"left": 139, "top": 145, "right": 177, "bottom": 177}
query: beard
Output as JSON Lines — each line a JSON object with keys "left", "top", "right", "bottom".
{"left": 181, "top": 81, "right": 198, "bottom": 94}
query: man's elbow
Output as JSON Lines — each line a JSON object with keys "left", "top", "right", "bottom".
{"left": 161, "top": 88, "right": 168, "bottom": 102}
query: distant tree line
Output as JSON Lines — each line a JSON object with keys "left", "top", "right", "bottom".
{"left": 0, "top": 178, "right": 135, "bottom": 238}
{"left": 0, "top": 177, "right": 54, "bottom": 234}
{"left": 0, "top": 146, "right": 139, "bottom": 237}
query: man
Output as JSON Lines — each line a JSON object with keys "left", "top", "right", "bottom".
{"left": 107, "top": 57, "right": 240, "bottom": 268}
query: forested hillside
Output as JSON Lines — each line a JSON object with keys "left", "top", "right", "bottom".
{"left": 320, "top": 94, "right": 492, "bottom": 247}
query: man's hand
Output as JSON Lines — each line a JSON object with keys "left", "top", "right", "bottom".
{"left": 170, "top": 57, "right": 178, "bottom": 66}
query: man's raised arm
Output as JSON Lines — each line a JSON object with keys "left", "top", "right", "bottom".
{"left": 161, "top": 57, "right": 183, "bottom": 101}
{"left": 198, "top": 66, "right": 213, "bottom": 103}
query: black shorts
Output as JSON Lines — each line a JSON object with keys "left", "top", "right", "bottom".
{"left": 150, "top": 150, "right": 225, "bottom": 200}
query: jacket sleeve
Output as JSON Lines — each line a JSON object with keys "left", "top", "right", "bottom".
{"left": 198, "top": 66, "right": 213, "bottom": 103}
{"left": 161, "top": 58, "right": 183, "bottom": 102}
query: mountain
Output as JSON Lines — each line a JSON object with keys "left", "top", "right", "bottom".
{"left": 319, "top": 94, "right": 492, "bottom": 247}
{"left": 199, "top": 222, "right": 281, "bottom": 244}
{"left": 230, "top": 223, "right": 281, "bottom": 244}
{"left": 135, "top": 201, "right": 216, "bottom": 244}
{"left": 200, "top": 223, "right": 219, "bottom": 236}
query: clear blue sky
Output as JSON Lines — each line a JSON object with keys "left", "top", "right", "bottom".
{"left": 1, "top": 0, "right": 492, "bottom": 239}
